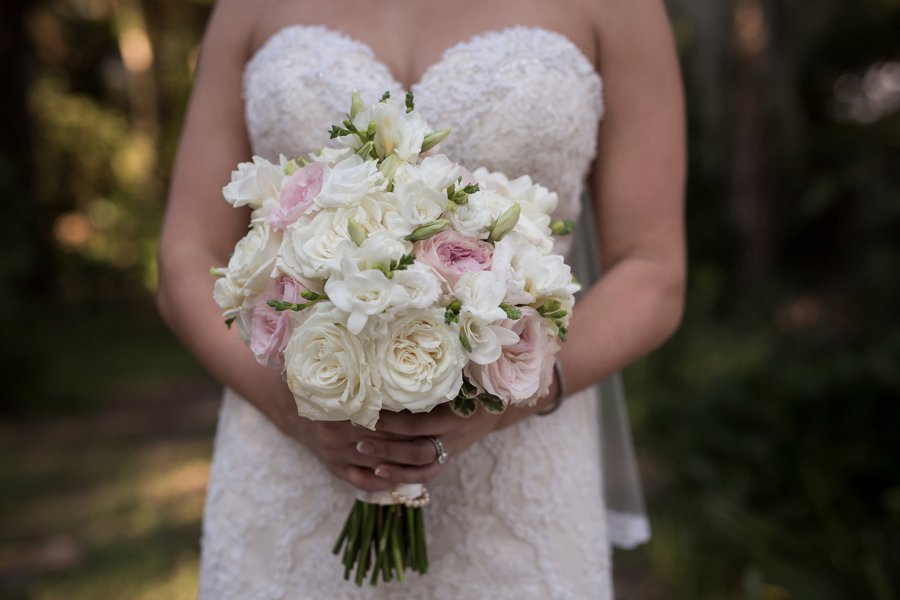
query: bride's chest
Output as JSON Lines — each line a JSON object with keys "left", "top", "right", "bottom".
{"left": 243, "top": 25, "right": 604, "bottom": 196}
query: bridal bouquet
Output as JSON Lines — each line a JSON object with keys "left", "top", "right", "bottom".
{"left": 213, "top": 91, "right": 579, "bottom": 584}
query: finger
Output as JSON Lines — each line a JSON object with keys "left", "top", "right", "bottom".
{"left": 343, "top": 465, "right": 395, "bottom": 493}
{"left": 356, "top": 437, "right": 438, "bottom": 466}
{"left": 375, "top": 406, "right": 458, "bottom": 436}
{"left": 373, "top": 462, "right": 443, "bottom": 485}
{"left": 314, "top": 421, "right": 413, "bottom": 448}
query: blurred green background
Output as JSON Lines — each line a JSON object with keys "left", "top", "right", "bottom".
{"left": 1, "top": 0, "right": 898, "bottom": 598}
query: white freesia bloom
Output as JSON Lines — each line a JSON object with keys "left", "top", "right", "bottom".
{"left": 310, "top": 146, "right": 353, "bottom": 166}
{"left": 315, "top": 155, "right": 385, "bottom": 208}
{"left": 283, "top": 304, "right": 383, "bottom": 429}
{"left": 392, "top": 155, "right": 460, "bottom": 229}
{"left": 375, "top": 308, "right": 466, "bottom": 412}
{"left": 325, "top": 259, "right": 409, "bottom": 334}
{"left": 349, "top": 97, "right": 429, "bottom": 162}
{"left": 459, "top": 312, "right": 520, "bottom": 365}
{"left": 453, "top": 271, "right": 508, "bottom": 322}
{"left": 222, "top": 156, "right": 283, "bottom": 209}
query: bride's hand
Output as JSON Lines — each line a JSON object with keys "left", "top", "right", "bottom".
{"left": 260, "top": 386, "right": 414, "bottom": 493}
{"left": 355, "top": 378, "right": 560, "bottom": 485}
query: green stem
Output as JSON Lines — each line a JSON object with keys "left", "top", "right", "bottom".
{"left": 342, "top": 502, "right": 362, "bottom": 580}
{"left": 332, "top": 506, "right": 354, "bottom": 555}
{"left": 390, "top": 519, "right": 405, "bottom": 583}
{"left": 415, "top": 507, "right": 428, "bottom": 574}
{"left": 355, "top": 503, "right": 377, "bottom": 586}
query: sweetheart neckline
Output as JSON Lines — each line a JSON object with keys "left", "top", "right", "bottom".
{"left": 244, "top": 23, "right": 603, "bottom": 93}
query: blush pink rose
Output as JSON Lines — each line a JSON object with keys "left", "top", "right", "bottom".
{"left": 415, "top": 230, "right": 493, "bottom": 287}
{"left": 249, "top": 276, "right": 304, "bottom": 367}
{"left": 465, "top": 307, "right": 560, "bottom": 406}
{"left": 266, "top": 162, "right": 325, "bottom": 228}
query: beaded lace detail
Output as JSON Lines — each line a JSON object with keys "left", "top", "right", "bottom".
{"left": 201, "top": 25, "right": 611, "bottom": 599}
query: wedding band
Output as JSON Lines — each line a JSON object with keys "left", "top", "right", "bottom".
{"left": 427, "top": 436, "right": 449, "bottom": 464}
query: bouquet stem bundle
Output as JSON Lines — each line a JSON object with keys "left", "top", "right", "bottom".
{"left": 333, "top": 500, "right": 428, "bottom": 585}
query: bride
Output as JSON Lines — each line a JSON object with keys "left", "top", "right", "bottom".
{"left": 157, "top": 0, "right": 685, "bottom": 597}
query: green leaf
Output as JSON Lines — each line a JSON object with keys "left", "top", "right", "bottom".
{"left": 451, "top": 396, "right": 478, "bottom": 418}
{"left": 405, "top": 90, "right": 415, "bottom": 113}
{"left": 479, "top": 394, "right": 506, "bottom": 414}
{"left": 380, "top": 90, "right": 391, "bottom": 102}
{"left": 224, "top": 317, "right": 235, "bottom": 329}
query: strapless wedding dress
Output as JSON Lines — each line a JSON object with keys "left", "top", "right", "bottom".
{"left": 200, "top": 25, "right": 616, "bottom": 599}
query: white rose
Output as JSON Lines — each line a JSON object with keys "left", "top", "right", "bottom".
{"left": 472, "top": 169, "right": 556, "bottom": 253}
{"left": 222, "top": 156, "right": 283, "bottom": 209}
{"left": 276, "top": 196, "right": 403, "bottom": 280}
{"left": 473, "top": 168, "right": 559, "bottom": 216}
{"left": 375, "top": 308, "right": 466, "bottom": 412}
{"left": 492, "top": 234, "right": 579, "bottom": 304}
{"left": 447, "top": 193, "right": 495, "bottom": 239}
{"left": 392, "top": 156, "right": 460, "bottom": 230}
{"left": 315, "top": 154, "right": 386, "bottom": 208}
{"left": 324, "top": 259, "right": 409, "bottom": 334}
{"left": 391, "top": 262, "right": 442, "bottom": 309}
{"left": 283, "top": 304, "right": 383, "bottom": 429}
{"left": 219, "top": 224, "right": 282, "bottom": 296}
{"left": 353, "top": 231, "right": 410, "bottom": 272}
{"left": 453, "top": 271, "right": 508, "bottom": 322}
{"left": 459, "top": 312, "right": 520, "bottom": 365}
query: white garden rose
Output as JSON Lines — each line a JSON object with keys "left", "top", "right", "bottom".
{"left": 473, "top": 168, "right": 558, "bottom": 217}
{"left": 324, "top": 259, "right": 409, "bottom": 335}
{"left": 492, "top": 233, "right": 580, "bottom": 305}
{"left": 446, "top": 192, "right": 495, "bottom": 239}
{"left": 391, "top": 262, "right": 442, "bottom": 310}
{"left": 315, "top": 154, "right": 386, "bottom": 208}
{"left": 375, "top": 308, "right": 466, "bottom": 412}
{"left": 218, "top": 224, "right": 282, "bottom": 298}
{"left": 453, "top": 270, "right": 509, "bottom": 323}
{"left": 222, "top": 156, "right": 283, "bottom": 209}
{"left": 283, "top": 304, "right": 383, "bottom": 429}
{"left": 277, "top": 196, "right": 403, "bottom": 280}
{"left": 353, "top": 231, "right": 410, "bottom": 272}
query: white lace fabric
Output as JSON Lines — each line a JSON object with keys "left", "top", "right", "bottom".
{"left": 201, "top": 25, "right": 621, "bottom": 599}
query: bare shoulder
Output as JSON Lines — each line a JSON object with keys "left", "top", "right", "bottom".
{"left": 583, "top": 0, "right": 679, "bottom": 68}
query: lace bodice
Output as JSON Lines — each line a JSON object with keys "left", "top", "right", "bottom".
{"left": 243, "top": 25, "right": 604, "bottom": 255}
{"left": 200, "top": 25, "right": 614, "bottom": 599}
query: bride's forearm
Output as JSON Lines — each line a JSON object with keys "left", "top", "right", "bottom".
{"left": 156, "top": 249, "right": 294, "bottom": 417}
{"left": 558, "top": 255, "right": 685, "bottom": 395}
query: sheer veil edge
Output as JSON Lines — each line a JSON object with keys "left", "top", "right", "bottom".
{"left": 570, "top": 192, "right": 652, "bottom": 550}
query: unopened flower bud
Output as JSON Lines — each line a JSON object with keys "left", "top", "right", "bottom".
{"left": 283, "top": 159, "right": 300, "bottom": 176}
{"left": 488, "top": 203, "right": 521, "bottom": 242}
{"left": 347, "top": 219, "right": 367, "bottom": 246}
{"left": 349, "top": 91, "right": 365, "bottom": 120}
{"left": 421, "top": 128, "right": 452, "bottom": 152}
{"left": 540, "top": 298, "right": 562, "bottom": 314}
{"left": 550, "top": 220, "right": 575, "bottom": 236}
{"left": 404, "top": 219, "right": 451, "bottom": 241}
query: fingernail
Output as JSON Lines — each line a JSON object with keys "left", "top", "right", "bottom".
{"left": 356, "top": 441, "right": 375, "bottom": 455}
{"left": 374, "top": 467, "right": 389, "bottom": 479}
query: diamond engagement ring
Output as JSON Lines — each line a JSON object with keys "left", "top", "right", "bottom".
{"left": 427, "top": 436, "right": 449, "bottom": 464}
